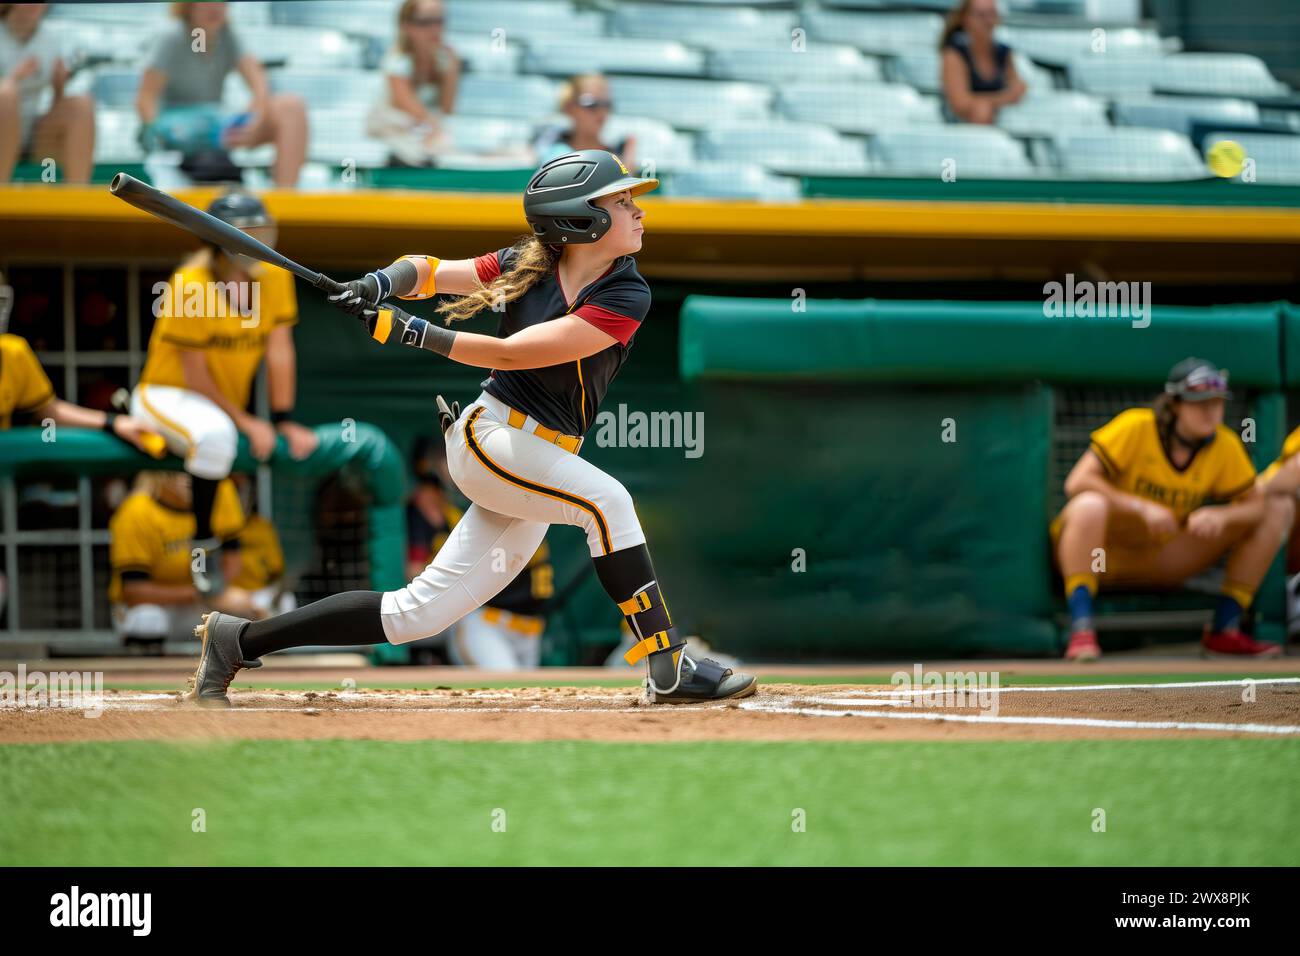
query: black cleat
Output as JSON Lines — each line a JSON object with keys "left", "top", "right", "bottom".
{"left": 186, "top": 611, "right": 261, "bottom": 708}
{"left": 646, "top": 653, "right": 757, "bottom": 705}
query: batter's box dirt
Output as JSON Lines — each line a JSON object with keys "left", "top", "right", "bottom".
{"left": 1, "top": 680, "right": 1298, "bottom": 743}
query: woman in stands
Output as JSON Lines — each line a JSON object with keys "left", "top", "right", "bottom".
{"left": 187, "top": 149, "right": 755, "bottom": 707}
{"left": 939, "top": 0, "right": 1027, "bottom": 124}
{"left": 369, "top": 0, "right": 461, "bottom": 167}
{"left": 533, "top": 74, "right": 637, "bottom": 170}
{"left": 1053, "top": 358, "right": 1291, "bottom": 661}
{"left": 137, "top": 2, "right": 306, "bottom": 186}
{"left": 0, "top": 2, "right": 95, "bottom": 183}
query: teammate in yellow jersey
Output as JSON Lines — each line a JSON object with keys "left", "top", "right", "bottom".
{"left": 109, "top": 472, "right": 259, "bottom": 652}
{"left": 130, "top": 191, "right": 318, "bottom": 605}
{"left": 1052, "top": 358, "right": 1291, "bottom": 661}
{"left": 1253, "top": 424, "right": 1300, "bottom": 638}
{"left": 228, "top": 474, "right": 296, "bottom": 618}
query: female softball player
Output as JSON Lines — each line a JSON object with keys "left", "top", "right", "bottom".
{"left": 1053, "top": 357, "right": 1291, "bottom": 661}
{"left": 188, "top": 149, "right": 756, "bottom": 705}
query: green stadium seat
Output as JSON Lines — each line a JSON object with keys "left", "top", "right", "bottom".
{"left": 697, "top": 122, "right": 871, "bottom": 176}
{"left": 606, "top": 76, "right": 773, "bottom": 131}
{"left": 997, "top": 91, "right": 1110, "bottom": 138}
{"left": 777, "top": 83, "right": 943, "bottom": 135}
{"left": 707, "top": 45, "right": 884, "bottom": 85}
{"left": 456, "top": 75, "right": 559, "bottom": 120}
{"left": 608, "top": 3, "right": 797, "bottom": 50}
{"left": 664, "top": 163, "right": 801, "bottom": 200}
{"left": 804, "top": 10, "right": 946, "bottom": 55}
{"left": 445, "top": 0, "right": 605, "bottom": 40}
{"left": 1055, "top": 128, "right": 1209, "bottom": 180}
{"left": 872, "top": 126, "right": 1037, "bottom": 178}
{"left": 1113, "top": 95, "right": 1261, "bottom": 138}
{"left": 522, "top": 37, "right": 706, "bottom": 79}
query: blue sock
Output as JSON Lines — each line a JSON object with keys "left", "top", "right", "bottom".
{"left": 1067, "top": 585, "right": 1094, "bottom": 633}
{"left": 1212, "top": 594, "right": 1244, "bottom": 633}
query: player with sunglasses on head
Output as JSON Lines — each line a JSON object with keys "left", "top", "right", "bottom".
{"left": 1052, "top": 358, "right": 1290, "bottom": 661}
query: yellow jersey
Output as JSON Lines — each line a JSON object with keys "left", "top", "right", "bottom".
{"left": 1257, "top": 425, "right": 1300, "bottom": 485}
{"left": 108, "top": 481, "right": 245, "bottom": 604}
{"left": 229, "top": 513, "right": 286, "bottom": 591}
{"left": 0, "top": 333, "right": 55, "bottom": 430}
{"left": 1089, "top": 407, "right": 1256, "bottom": 523}
{"left": 139, "top": 255, "right": 298, "bottom": 409}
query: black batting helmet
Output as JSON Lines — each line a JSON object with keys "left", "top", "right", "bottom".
{"left": 523, "top": 149, "right": 657, "bottom": 245}
{"left": 206, "top": 190, "right": 273, "bottom": 229}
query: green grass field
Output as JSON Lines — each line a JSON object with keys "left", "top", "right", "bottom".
{"left": 3, "top": 738, "right": 1297, "bottom": 865}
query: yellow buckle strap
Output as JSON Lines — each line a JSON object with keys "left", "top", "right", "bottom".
{"left": 624, "top": 630, "right": 673, "bottom": 666}
{"left": 617, "top": 591, "right": 653, "bottom": 616}
{"left": 504, "top": 405, "right": 582, "bottom": 454}
{"left": 507, "top": 408, "right": 527, "bottom": 429}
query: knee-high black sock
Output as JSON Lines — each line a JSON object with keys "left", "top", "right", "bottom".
{"left": 191, "top": 476, "right": 220, "bottom": 542}
{"left": 238, "top": 590, "right": 386, "bottom": 660}
{"left": 591, "top": 544, "right": 680, "bottom": 661}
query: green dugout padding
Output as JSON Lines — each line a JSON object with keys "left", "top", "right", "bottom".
{"left": 0, "top": 421, "right": 407, "bottom": 593}
{"left": 681, "top": 298, "right": 1285, "bottom": 387}
{"left": 678, "top": 297, "right": 1300, "bottom": 657}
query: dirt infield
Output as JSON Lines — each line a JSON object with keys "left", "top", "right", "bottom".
{"left": 3, "top": 678, "right": 1298, "bottom": 743}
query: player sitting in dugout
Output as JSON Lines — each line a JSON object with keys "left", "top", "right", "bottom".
{"left": 1251, "top": 423, "right": 1300, "bottom": 641}
{"left": 1053, "top": 358, "right": 1291, "bottom": 662}
{"left": 405, "top": 435, "right": 553, "bottom": 669}
{"left": 128, "top": 191, "right": 318, "bottom": 616}
{"left": 0, "top": 268, "right": 156, "bottom": 448}
{"left": 109, "top": 471, "right": 264, "bottom": 653}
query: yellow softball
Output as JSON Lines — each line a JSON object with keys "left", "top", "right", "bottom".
{"left": 1206, "top": 140, "right": 1246, "bottom": 178}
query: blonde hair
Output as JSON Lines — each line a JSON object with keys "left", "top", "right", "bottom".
{"left": 435, "top": 235, "right": 557, "bottom": 325}
{"left": 396, "top": 0, "right": 446, "bottom": 56}
{"left": 558, "top": 73, "right": 609, "bottom": 109}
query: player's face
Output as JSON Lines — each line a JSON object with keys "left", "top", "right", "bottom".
{"left": 594, "top": 190, "right": 644, "bottom": 255}
{"left": 5, "top": 5, "right": 47, "bottom": 34}
{"left": 965, "top": 0, "right": 1001, "bottom": 35}
{"left": 1177, "top": 398, "right": 1224, "bottom": 439}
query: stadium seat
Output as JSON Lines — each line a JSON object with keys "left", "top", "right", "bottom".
{"left": 601, "top": 117, "right": 696, "bottom": 172}
{"left": 1113, "top": 96, "right": 1260, "bottom": 138}
{"left": 270, "top": 0, "right": 399, "bottom": 32}
{"left": 1055, "top": 128, "right": 1208, "bottom": 180}
{"left": 38, "top": 19, "right": 154, "bottom": 64}
{"left": 523, "top": 37, "right": 705, "bottom": 78}
{"left": 1070, "top": 53, "right": 1289, "bottom": 98}
{"left": 872, "top": 126, "right": 1036, "bottom": 178}
{"left": 697, "top": 122, "right": 870, "bottom": 175}
{"left": 456, "top": 75, "right": 559, "bottom": 120}
{"left": 93, "top": 109, "right": 144, "bottom": 163}
{"left": 91, "top": 70, "right": 141, "bottom": 111}
{"left": 270, "top": 71, "right": 385, "bottom": 109}
{"left": 997, "top": 25, "right": 1167, "bottom": 67}
{"left": 608, "top": 3, "right": 797, "bottom": 50}
{"left": 239, "top": 25, "right": 366, "bottom": 69}
{"left": 804, "top": 10, "right": 945, "bottom": 55}
{"left": 776, "top": 83, "right": 942, "bottom": 134}
{"left": 440, "top": 116, "right": 536, "bottom": 154}
{"left": 664, "top": 163, "right": 802, "bottom": 200}
{"left": 996, "top": 91, "right": 1110, "bottom": 138}
{"left": 445, "top": 0, "right": 604, "bottom": 40}
{"left": 307, "top": 108, "right": 390, "bottom": 167}
{"left": 47, "top": 2, "right": 171, "bottom": 25}
{"left": 707, "top": 45, "right": 884, "bottom": 85}
{"left": 442, "top": 33, "right": 522, "bottom": 75}
{"left": 606, "top": 77, "right": 773, "bottom": 131}
{"left": 1200, "top": 131, "right": 1300, "bottom": 185}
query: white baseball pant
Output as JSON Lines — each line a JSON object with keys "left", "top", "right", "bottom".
{"left": 380, "top": 391, "right": 645, "bottom": 645}
{"left": 129, "top": 384, "right": 238, "bottom": 480}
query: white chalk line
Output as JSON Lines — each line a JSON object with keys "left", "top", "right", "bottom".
{"left": 827, "top": 677, "right": 1300, "bottom": 698}
{"left": 740, "top": 699, "right": 1300, "bottom": 736}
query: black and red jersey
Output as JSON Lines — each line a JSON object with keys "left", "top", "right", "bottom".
{"left": 472, "top": 243, "right": 650, "bottom": 437}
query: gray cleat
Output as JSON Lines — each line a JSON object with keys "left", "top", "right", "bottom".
{"left": 646, "top": 652, "right": 757, "bottom": 705}
{"left": 186, "top": 611, "right": 261, "bottom": 708}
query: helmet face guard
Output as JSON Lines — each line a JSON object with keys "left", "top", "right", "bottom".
{"left": 523, "top": 149, "right": 658, "bottom": 245}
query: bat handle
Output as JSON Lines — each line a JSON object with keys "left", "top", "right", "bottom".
{"left": 311, "top": 272, "right": 348, "bottom": 296}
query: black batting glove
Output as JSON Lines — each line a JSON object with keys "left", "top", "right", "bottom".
{"left": 327, "top": 274, "right": 382, "bottom": 317}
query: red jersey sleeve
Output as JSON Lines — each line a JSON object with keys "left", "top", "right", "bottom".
{"left": 473, "top": 246, "right": 517, "bottom": 285}
{"left": 572, "top": 275, "right": 651, "bottom": 347}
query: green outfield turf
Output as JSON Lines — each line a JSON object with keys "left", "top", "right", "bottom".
{"left": 2, "top": 739, "right": 1297, "bottom": 866}
{"left": 95, "top": 672, "right": 1296, "bottom": 692}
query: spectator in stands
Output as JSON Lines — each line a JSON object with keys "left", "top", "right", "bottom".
{"left": 939, "top": 0, "right": 1026, "bottom": 125}
{"left": 136, "top": 2, "right": 307, "bottom": 187}
{"left": 1052, "top": 358, "right": 1290, "bottom": 662}
{"left": 533, "top": 74, "right": 636, "bottom": 170}
{"left": 109, "top": 472, "right": 261, "bottom": 653}
{"left": 367, "top": 0, "right": 461, "bottom": 167}
{"left": 0, "top": 3, "right": 95, "bottom": 184}
{"left": 404, "top": 435, "right": 553, "bottom": 668}
{"left": 0, "top": 268, "right": 156, "bottom": 447}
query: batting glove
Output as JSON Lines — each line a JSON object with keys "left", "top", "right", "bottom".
{"left": 328, "top": 273, "right": 384, "bottom": 317}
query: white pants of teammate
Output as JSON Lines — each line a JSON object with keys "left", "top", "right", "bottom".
{"left": 381, "top": 391, "right": 645, "bottom": 645}
{"left": 447, "top": 607, "right": 544, "bottom": 669}
{"left": 129, "top": 384, "right": 238, "bottom": 480}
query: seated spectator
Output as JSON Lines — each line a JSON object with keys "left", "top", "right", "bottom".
{"left": 533, "top": 74, "right": 636, "bottom": 171}
{"left": 367, "top": 0, "right": 460, "bottom": 168}
{"left": 229, "top": 473, "right": 296, "bottom": 618}
{"left": 1052, "top": 358, "right": 1290, "bottom": 662}
{"left": 939, "top": 0, "right": 1026, "bottom": 125}
{"left": 136, "top": 2, "right": 306, "bottom": 187}
{"left": 0, "top": 269, "right": 156, "bottom": 448}
{"left": 0, "top": 3, "right": 94, "bottom": 184}
{"left": 109, "top": 472, "right": 261, "bottom": 653}
{"left": 405, "top": 435, "right": 552, "bottom": 669}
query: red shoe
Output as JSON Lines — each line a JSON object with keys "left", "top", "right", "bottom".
{"left": 1201, "top": 627, "right": 1283, "bottom": 659}
{"left": 1065, "top": 630, "right": 1101, "bottom": 662}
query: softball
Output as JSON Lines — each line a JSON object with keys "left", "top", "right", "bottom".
{"left": 1206, "top": 139, "right": 1246, "bottom": 178}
